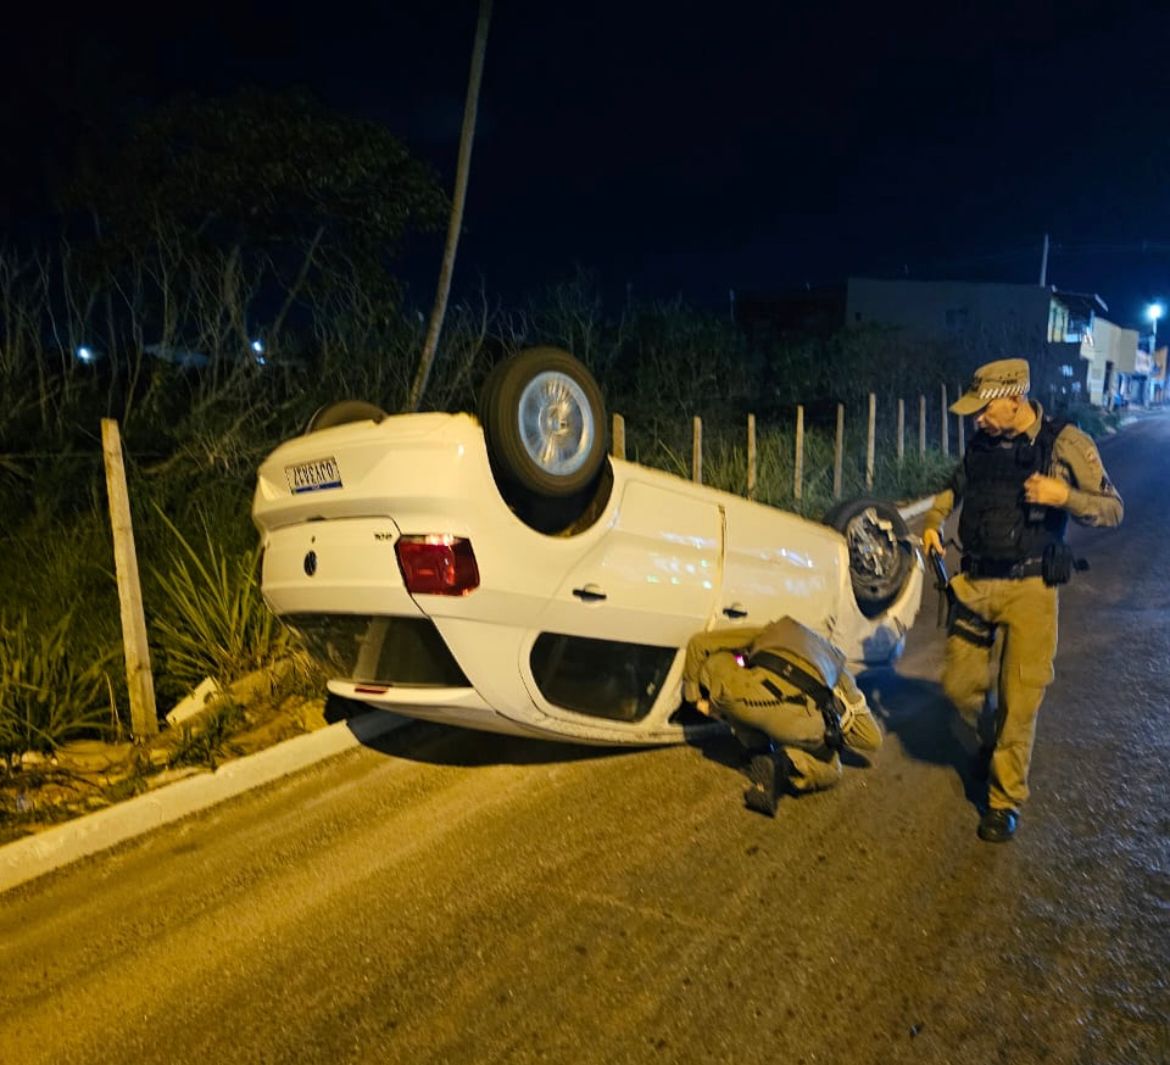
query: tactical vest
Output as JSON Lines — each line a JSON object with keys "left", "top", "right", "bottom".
{"left": 958, "top": 417, "right": 1068, "bottom": 561}
{"left": 747, "top": 616, "right": 844, "bottom": 689}
{"left": 746, "top": 616, "right": 847, "bottom": 749}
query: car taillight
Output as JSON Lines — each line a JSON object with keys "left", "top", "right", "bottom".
{"left": 395, "top": 535, "right": 480, "bottom": 596}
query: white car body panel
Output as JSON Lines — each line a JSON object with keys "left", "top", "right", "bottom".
{"left": 536, "top": 480, "right": 722, "bottom": 645}
{"left": 253, "top": 412, "right": 923, "bottom": 745}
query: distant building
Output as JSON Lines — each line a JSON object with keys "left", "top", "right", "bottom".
{"left": 1093, "top": 321, "right": 1151, "bottom": 407}
{"left": 1152, "top": 347, "right": 1167, "bottom": 405}
{"left": 737, "top": 276, "right": 1126, "bottom": 407}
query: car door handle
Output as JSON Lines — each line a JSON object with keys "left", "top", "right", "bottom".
{"left": 722, "top": 603, "right": 749, "bottom": 619}
{"left": 572, "top": 583, "right": 608, "bottom": 602}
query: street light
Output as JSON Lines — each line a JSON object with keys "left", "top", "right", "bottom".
{"left": 1147, "top": 302, "right": 1166, "bottom": 405}
{"left": 1146, "top": 301, "right": 1164, "bottom": 346}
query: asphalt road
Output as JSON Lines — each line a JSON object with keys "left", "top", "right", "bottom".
{"left": 2, "top": 416, "right": 1168, "bottom": 1065}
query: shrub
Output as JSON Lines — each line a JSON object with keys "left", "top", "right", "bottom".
{"left": 0, "top": 612, "right": 116, "bottom": 760}
{"left": 167, "top": 700, "right": 246, "bottom": 771}
{"left": 149, "top": 511, "right": 287, "bottom": 689}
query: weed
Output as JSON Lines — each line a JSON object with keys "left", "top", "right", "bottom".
{"left": 168, "top": 700, "right": 246, "bottom": 771}
{"left": 149, "top": 510, "right": 287, "bottom": 688}
{"left": 0, "top": 612, "right": 116, "bottom": 759}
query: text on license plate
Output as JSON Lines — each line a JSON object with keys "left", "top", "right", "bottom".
{"left": 286, "top": 457, "right": 343, "bottom": 494}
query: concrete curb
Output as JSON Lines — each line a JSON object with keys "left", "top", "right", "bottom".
{"left": 898, "top": 496, "right": 935, "bottom": 522}
{"left": 1, "top": 494, "right": 939, "bottom": 896}
{"left": 0, "top": 710, "right": 407, "bottom": 896}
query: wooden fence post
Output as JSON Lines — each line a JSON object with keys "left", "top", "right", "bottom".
{"left": 940, "top": 383, "right": 950, "bottom": 458}
{"left": 746, "top": 413, "right": 757, "bottom": 500}
{"left": 611, "top": 413, "right": 625, "bottom": 460}
{"left": 918, "top": 394, "right": 926, "bottom": 459}
{"left": 865, "top": 392, "right": 876, "bottom": 491}
{"left": 896, "top": 397, "right": 905, "bottom": 464}
{"left": 833, "top": 403, "right": 844, "bottom": 499}
{"left": 794, "top": 404, "right": 805, "bottom": 502}
{"left": 101, "top": 419, "right": 158, "bottom": 739}
{"left": 691, "top": 416, "right": 702, "bottom": 484}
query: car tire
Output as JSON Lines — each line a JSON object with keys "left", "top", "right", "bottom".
{"left": 483, "top": 347, "right": 607, "bottom": 498}
{"left": 823, "top": 497, "right": 914, "bottom": 618}
{"left": 305, "top": 400, "right": 387, "bottom": 433}
{"left": 479, "top": 347, "right": 612, "bottom": 535}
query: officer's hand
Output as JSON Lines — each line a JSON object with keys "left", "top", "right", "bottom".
{"left": 922, "top": 527, "right": 944, "bottom": 557}
{"left": 1024, "top": 473, "right": 1070, "bottom": 507}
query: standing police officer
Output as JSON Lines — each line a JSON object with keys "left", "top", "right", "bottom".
{"left": 922, "top": 358, "right": 1123, "bottom": 843}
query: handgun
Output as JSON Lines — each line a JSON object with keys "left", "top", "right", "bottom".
{"left": 928, "top": 547, "right": 954, "bottom": 627}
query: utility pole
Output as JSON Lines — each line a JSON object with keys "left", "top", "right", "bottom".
{"left": 1038, "top": 232, "right": 1050, "bottom": 287}
{"left": 101, "top": 420, "right": 158, "bottom": 739}
{"left": 407, "top": 0, "right": 492, "bottom": 412}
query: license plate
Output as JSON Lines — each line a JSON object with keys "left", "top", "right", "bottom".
{"left": 286, "top": 457, "right": 343, "bottom": 494}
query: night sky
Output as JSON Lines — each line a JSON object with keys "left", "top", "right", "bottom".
{"left": 5, "top": 0, "right": 1170, "bottom": 327}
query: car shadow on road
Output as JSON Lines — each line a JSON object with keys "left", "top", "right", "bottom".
{"left": 857, "top": 668, "right": 985, "bottom": 810}
{"left": 328, "top": 697, "right": 637, "bottom": 768}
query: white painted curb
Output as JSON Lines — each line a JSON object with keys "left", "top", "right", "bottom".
{"left": 0, "top": 710, "right": 407, "bottom": 896}
{"left": 898, "top": 496, "right": 935, "bottom": 522}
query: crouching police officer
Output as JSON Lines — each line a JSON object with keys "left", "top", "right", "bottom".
{"left": 922, "top": 358, "right": 1123, "bottom": 843}
{"left": 682, "top": 616, "right": 881, "bottom": 816}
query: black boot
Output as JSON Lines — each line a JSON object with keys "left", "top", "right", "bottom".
{"left": 977, "top": 807, "right": 1019, "bottom": 843}
{"left": 743, "top": 752, "right": 785, "bottom": 817}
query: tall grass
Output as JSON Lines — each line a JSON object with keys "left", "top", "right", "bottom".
{"left": 0, "top": 612, "right": 117, "bottom": 759}
{"left": 149, "top": 511, "right": 286, "bottom": 689}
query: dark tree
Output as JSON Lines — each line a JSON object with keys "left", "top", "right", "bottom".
{"left": 65, "top": 88, "right": 448, "bottom": 300}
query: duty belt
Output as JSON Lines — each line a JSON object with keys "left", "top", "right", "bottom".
{"left": 748, "top": 649, "right": 843, "bottom": 750}
{"left": 961, "top": 556, "right": 1044, "bottom": 580}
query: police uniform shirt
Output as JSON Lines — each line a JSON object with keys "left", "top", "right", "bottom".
{"left": 924, "top": 401, "right": 1124, "bottom": 537}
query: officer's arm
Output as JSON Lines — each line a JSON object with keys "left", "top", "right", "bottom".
{"left": 835, "top": 672, "right": 882, "bottom": 752}
{"left": 1056, "top": 429, "right": 1124, "bottom": 528}
{"left": 682, "top": 626, "right": 763, "bottom": 702}
{"left": 923, "top": 488, "right": 955, "bottom": 538}
{"left": 922, "top": 463, "right": 964, "bottom": 552}
{"left": 925, "top": 461, "right": 964, "bottom": 531}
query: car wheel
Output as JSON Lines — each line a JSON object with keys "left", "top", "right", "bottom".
{"left": 305, "top": 400, "right": 386, "bottom": 433}
{"left": 483, "top": 347, "right": 607, "bottom": 498}
{"left": 823, "top": 498, "right": 913, "bottom": 618}
{"left": 479, "top": 348, "right": 612, "bottom": 535}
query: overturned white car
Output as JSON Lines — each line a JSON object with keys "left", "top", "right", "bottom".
{"left": 252, "top": 347, "right": 923, "bottom": 745}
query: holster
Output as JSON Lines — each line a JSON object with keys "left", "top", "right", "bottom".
{"left": 1041, "top": 542, "right": 1074, "bottom": 586}
{"left": 946, "top": 597, "right": 996, "bottom": 648}
{"left": 749, "top": 649, "right": 844, "bottom": 751}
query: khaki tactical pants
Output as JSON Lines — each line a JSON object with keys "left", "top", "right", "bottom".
{"left": 943, "top": 573, "right": 1058, "bottom": 811}
{"left": 682, "top": 628, "right": 878, "bottom": 793}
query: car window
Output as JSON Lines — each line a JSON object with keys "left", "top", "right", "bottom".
{"left": 530, "top": 633, "right": 676, "bottom": 722}
{"left": 286, "top": 613, "right": 470, "bottom": 687}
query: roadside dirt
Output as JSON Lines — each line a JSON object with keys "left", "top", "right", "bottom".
{"left": 0, "top": 685, "right": 333, "bottom": 844}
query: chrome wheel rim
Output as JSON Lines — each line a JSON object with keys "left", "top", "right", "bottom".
{"left": 845, "top": 507, "right": 900, "bottom": 583}
{"left": 517, "top": 371, "right": 594, "bottom": 476}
